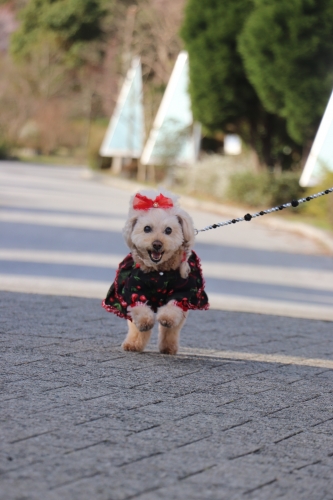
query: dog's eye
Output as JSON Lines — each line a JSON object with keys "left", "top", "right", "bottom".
{"left": 165, "top": 227, "right": 172, "bottom": 235}
{"left": 144, "top": 226, "right": 152, "bottom": 233}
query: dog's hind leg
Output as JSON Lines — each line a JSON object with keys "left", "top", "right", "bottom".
{"left": 122, "top": 320, "right": 152, "bottom": 352}
{"left": 157, "top": 304, "right": 188, "bottom": 355}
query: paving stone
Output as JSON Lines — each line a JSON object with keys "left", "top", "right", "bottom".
{"left": 1, "top": 291, "right": 333, "bottom": 499}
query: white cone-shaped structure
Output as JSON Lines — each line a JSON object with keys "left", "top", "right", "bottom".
{"left": 141, "top": 51, "right": 200, "bottom": 166}
{"left": 100, "top": 57, "right": 144, "bottom": 158}
{"left": 300, "top": 90, "right": 333, "bottom": 186}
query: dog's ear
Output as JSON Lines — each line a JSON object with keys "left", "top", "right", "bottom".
{"left": 177, "top": 210, "right": 195, "bottom": 249}
{"left": 122, "top": 216, "right": 138, "bottom": 249}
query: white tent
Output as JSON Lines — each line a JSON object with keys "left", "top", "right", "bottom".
{"left": 100, "top": 57, "right": 144, "bottom": 159}
{"left": 300, "top": 90, "right": 333, "bottom": 187}
{"left": 141, "top": 52, "right": 200, "bottom": 166}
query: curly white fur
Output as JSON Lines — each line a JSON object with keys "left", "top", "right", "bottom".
{"left": 122, "top": 189, "right": 195, "bottom": 277}
{"left": 121, "top": 189, "right": 196, "bottom": 354}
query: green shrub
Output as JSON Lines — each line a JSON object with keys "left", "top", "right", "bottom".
{"left": 303, "top": 171, "right": 333, "bottom": 228}
{"left": 176, "top": 153, "right": 256, "bottom": 200}
{"left": 0, "top": 137, "right": 10, "bottom": 159}
{"left": 227, "top": 171, "right": 305, "bottom": 208}
{"left": 269, "top": 173, "right": 306, "bottom": 206}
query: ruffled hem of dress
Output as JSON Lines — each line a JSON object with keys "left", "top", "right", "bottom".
{"left": 172, "top": 300, "right": 210, "bottom": 312}
{"left": 101, "top": 300, "right": 132, "bottom": 320}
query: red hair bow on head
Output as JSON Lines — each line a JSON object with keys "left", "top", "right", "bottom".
{"left": 133, "top": 193, "right": 174, "bottom": 210}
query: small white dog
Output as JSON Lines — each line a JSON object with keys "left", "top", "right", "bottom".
{"left": 102, "top": 190, "right": 209, "bottom": 354}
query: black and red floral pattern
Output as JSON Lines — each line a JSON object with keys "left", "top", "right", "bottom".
{"left": 102, "top": 251, "right": 209, "bottom": 320}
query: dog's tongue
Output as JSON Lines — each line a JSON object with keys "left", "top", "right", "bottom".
{"left": 152, "top": 251, "right": 161, "bottom": 260}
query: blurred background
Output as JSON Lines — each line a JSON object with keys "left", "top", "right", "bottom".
{"left": 1, "top": 0, "right": 333, "bottom": 229}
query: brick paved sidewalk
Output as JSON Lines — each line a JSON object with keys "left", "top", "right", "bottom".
{"left": 1, "top": 291, "right": 333, "bottom": 500}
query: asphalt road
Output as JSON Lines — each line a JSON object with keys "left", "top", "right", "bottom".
{"left": 1, "top": 161, "right": 333, "bottom": 500}
{"left": 1, "top": 161, "right": 333, "bottom": 320}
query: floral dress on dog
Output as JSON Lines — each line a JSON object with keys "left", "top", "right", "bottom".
{"left": 102, "top": 251, "right": 209, "bottom": 320}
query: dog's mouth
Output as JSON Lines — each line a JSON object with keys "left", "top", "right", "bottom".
{"left": 148, "top": 250, "right": 164, "bottom": 263}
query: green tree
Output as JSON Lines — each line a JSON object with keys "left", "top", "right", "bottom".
{"left": 238, "top": 0, "right": 333, "bottom": 145}
{"left": 180, "top": 0, "right": 331, "bottom": 169}
{"left": 11, "top": 0, "right": 109, "bottom": 66}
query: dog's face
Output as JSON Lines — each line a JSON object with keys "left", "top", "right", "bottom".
{"left": 130, "top": 209, "right": 184, "bottom": 267}
{"left": 122, "top": 191, "right": 195, "bottom": 270}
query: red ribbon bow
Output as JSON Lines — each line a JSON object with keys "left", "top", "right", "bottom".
{"left": 133, "top": 193, "right": 174, "bottom": 210}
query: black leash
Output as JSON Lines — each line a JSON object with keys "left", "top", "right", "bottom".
{"left": 194, "top": 187, "right": 333, "bottom": 234}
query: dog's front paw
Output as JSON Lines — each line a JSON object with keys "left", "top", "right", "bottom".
{"left": 159, "top": 318, "right": 173, "bottom": 328}
{"left": 157, "top": 303, "right": 184, "bottom": 329}
{"left": 137, "top": 321, "right": 154, "bottom": 332}
{"left": 129, "top": 304, "right": 155, "bottom": 332}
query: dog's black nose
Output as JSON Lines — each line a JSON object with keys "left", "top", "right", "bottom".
{"left": 152, "top": 241, "right": 163, "bottom": 251}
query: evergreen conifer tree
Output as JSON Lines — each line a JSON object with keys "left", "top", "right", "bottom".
{"left": 238, "top": 0, "right": 333, "bottom": 145}
{"left": 181, "top": 0, "right": 333, "bottom": 168}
